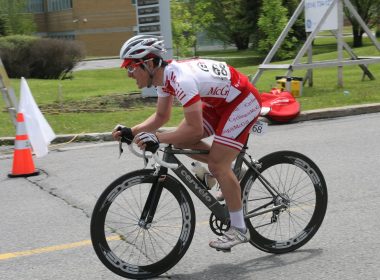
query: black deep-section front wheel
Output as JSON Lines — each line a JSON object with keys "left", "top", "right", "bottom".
{"left": 90, "top": 169, "right": 196, "bottom": 279}
{"left": 241, "top": 151, "right": 328, "bottom": 254}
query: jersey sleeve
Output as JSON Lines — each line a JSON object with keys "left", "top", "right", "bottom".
{"left": 156, "top": 86, "right": 170, "bottom": 98}
{"left": 165, "top": 64, "right": 200, "bottom": 107}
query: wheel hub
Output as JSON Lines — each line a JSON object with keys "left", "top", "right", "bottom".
{"left": 271, "top": 194, "right": 290, "bottom": 223}
{"left": 274, "top": 193, "right": 290, "bottom": 208}
{"left": 138, "top": 220, "right": 151, "bottom": 229}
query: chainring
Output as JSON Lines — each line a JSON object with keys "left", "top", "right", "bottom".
{"left": 209, "top": 212, "right": 230, "bottom": 236}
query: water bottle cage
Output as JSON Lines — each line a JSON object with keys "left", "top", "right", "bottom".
{"left": 194, "top": 173, "right": 216, "bottom": 190}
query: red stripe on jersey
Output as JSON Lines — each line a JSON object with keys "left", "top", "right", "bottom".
{"left": 214, "top": 136, "right": 243, "bottom": 151}
{"left": 183, "top": 95, "right": 201, "bottom": 107}
{"left": 177, "top": 90, "right": 185, "bottom": 100}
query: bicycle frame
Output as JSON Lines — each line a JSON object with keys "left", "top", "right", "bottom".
{"left": 136, "top": 139, "right": 291, "bottom": 230}
{"left": 142, "top": 144, "right": 288, "bottom": 224}
{"left": 161, "top": 146, "right": 230, "bottom": 224}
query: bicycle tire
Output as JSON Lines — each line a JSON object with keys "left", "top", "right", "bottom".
{"left": 91, "top": 169, "right": 196, "bottom": 279}
{"left": 241, "top": 151, "right": 328, "bottom": 254}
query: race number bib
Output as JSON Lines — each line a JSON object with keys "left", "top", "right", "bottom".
{"left": 197, "top": 60, "right": 231, "bottom": 80}
{"left": 210, "top": 62, "right": 230, "bottom": 80}
{"left": 251, "top": 120, "right": 268, "bottom": 136}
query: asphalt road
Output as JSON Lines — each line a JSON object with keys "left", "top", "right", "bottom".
{"left": 1, "top": 113, "right": 380, "bottom": 280}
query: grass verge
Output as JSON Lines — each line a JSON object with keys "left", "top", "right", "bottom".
{"left": 1, "top": 39, "right": 380, "bottom": 137}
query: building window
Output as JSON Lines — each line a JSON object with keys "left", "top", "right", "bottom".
{"left": 47, "top": 0, "right": 72, "bottom": 12}
{"left": 48, "top": 31, "right": 75, "bottom": 40}
{"left": 28, "top": 0, "right": 44, "bottom": 13}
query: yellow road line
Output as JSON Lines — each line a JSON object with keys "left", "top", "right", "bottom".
{"left": 0, "top": 236, "right": 120, "bottom": 261}
{"left": 0, "top": 221, "right": 210, "bottom": 261}
{"left": 0, "top": 240, "right": 92, "bottom": 261}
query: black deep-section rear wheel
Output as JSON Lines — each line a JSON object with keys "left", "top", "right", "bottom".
{"left": 241, "top": 151, "right": 328, "bottom": 254}
{"left": 90, "top": 169, "right": 196, "bottom": 279}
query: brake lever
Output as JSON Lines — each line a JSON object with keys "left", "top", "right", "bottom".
{"left": 118, "top": 141, "right": 124, "bottom": 159}
{"left": 142, "top": 150, "right": 148, "bottom": 168}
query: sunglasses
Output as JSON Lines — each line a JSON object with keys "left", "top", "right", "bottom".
{"left": 127, "top": 58, "right": 154, "bottom": 73}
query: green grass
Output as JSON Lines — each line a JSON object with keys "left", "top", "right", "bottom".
{"left": 1, "top": 36, "right": 380, "bottom": 137}
{"left": 45, "top": 108, "right": 184, "bottom": 134}
{"left": 3, "top": 68, "right": 139, "bottom": 105}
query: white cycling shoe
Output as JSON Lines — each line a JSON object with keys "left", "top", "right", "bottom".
{"left": 209, "top": 227, "right": 250, "bottom": 252}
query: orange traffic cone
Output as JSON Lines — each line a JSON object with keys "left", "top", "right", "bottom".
{"left": 8, "top": 112, "right": 40, "bottom": 178}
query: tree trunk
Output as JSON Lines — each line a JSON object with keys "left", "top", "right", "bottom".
{"left": 233, "top": 33, "right": 250, "bottom": 50}
{"left": 352, "top": 24, "right": 363, "bottom": 47}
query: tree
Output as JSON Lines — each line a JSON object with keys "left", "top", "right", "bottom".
{"left": 0, "top": 15, "right": 10, "bottom": 36}
{"left": 257, "top": 0, "right": 298, "bottom": 60}
{"left": 206, "top": 0, "right": 258, "bottom": 50}
{"left": 374, "top": 0, "right": 380, "bottom": 37}
{"left": 0, "top": 0, "right": 36, "bottom": 35}
{"left": 283, "top": 0, "right": 307, "bottom": 43}
{"left": 171, "top": 0, "right": 214, "bottom": 57}
{"left": 344, "top": 0, "right": 380, "bottom": 47}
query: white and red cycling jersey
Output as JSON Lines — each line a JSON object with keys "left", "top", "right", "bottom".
{"left": 156, "top": 59, "right": 262, "bottom": 151}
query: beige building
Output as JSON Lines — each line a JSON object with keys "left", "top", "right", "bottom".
{"left": 29, "top": 0, "right": 138, "bottom": 56}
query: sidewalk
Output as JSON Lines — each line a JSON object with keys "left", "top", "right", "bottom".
{"left": 1, "top": 103, "right": 380, "bottom": 147}
{"left": 73, "top": 58, "right": 121, "bottom": 71}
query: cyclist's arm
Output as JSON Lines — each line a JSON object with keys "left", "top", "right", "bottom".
{"left": 131, "top": 95, "right": 173, "bottom": 135}
{"left": 156, "top": 100, "right": 204, "bottom": 146}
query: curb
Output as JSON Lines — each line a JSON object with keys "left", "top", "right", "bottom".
{"left": 292, "top": 103, "right": 380, "bottom": 122}
{"left": 1, "top": 103, "right": 380, "bottom": 146}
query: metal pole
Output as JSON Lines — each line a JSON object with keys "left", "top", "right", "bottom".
{"left": 0, "top": 58, "right": 18, "bottom": 128}
{"left": 337, "top": 0, "right": 344, "bottom": 87}
{"left": 331, "top": 30, "right": 375, "bottom": 80}
{"left": 306, "top": 34, "right": 314, "bottom": 87}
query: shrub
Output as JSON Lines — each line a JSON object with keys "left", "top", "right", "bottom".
{"left": 0, "top": 35, "right": 36, "bottom": 77}
{"left": 0, "top": 35, "right": 85, "bottom": 79}
{"left": 30, "top": 38, "right": 85, "bottom": 79}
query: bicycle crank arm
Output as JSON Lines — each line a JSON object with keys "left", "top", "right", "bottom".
{"left": 244, "top": 204, "right": 287, "bottom": 219}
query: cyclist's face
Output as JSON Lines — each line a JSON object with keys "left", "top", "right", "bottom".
{"left": 127, "top": 63, "right": 150, "bottom": 89}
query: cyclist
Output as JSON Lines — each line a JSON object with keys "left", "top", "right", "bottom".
{"left": 112, "top": 34, "right": 262, "bottom": 251}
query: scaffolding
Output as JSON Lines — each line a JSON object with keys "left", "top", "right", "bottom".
{"left": 251, "top": 0, "right": 380, "bottom": 90}
{"left": 0, "top": 58, "right": 18, "bottom": 128}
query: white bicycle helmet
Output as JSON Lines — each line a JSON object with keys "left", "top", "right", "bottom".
{"left": 120, "top": 35, "right": 166, "bottom": 61}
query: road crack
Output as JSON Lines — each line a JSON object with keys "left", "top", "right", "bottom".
{"left": 26, "top": 168, "right": 91, "bottom": 219}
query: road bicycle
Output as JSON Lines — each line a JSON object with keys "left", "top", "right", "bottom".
{"left": 90, "top": 122, "right": 328, "bottom": 279}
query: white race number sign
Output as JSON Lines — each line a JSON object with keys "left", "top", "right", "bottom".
{"left": 251, "top": 120, "right": 268, "bottom": 136}
{"left": 304, "top": 0, "right": 338, "bottom": 32}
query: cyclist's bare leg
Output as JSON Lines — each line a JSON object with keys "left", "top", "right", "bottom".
{"left": 174, "top": 141, "right": 210, "bottom": 163}
{"left": 177, "top": 139, "right": 246, "bottom": 225}
{"left": 170, "top": 119, "right": 212, "bottom": 162}
{"left": 207, "top": 142, "right": 241, "bottom": 212}
{"left": 171, "top": 128, "right": 250, "bottom": 249}
{"left": 207, "top": 142, "right": 250, "bottom": 251}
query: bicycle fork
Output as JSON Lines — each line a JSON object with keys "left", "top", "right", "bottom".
{"left": 138, "top": 168, "right": 167, "bottom": 229}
